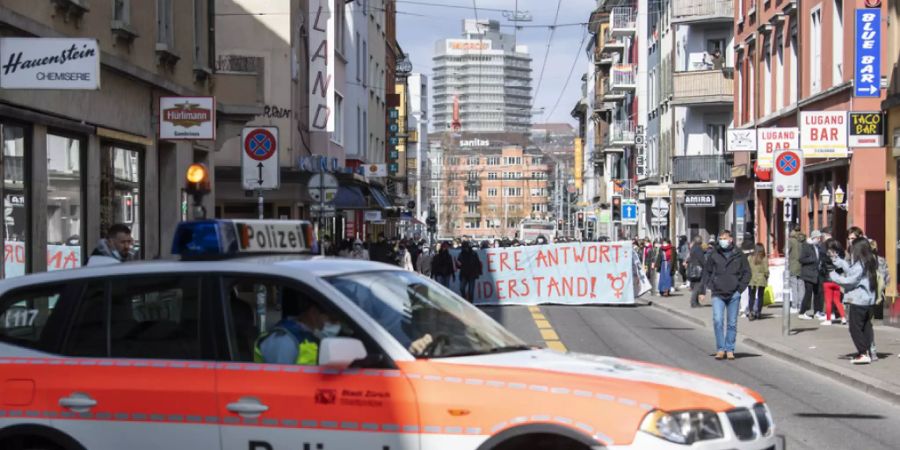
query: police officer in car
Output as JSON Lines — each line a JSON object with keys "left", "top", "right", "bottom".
{"left": 254, "top": 292, "right": 341, "bottom": 365}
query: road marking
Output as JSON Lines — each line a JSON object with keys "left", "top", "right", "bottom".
{"left": 529, "top": 307, "right": 567, "bottom": 352}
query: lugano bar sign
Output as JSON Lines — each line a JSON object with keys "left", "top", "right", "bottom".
{"left": 0, "top": 38, "right": 100, "bottom": 90}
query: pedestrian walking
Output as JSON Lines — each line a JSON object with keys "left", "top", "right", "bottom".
{"left": 686, "top": 236, "right": 706, "bottom": 307}
{"left": 798, "top": 230, "right": 825, "bottom": 320}
{"left": 828, "top": 238, "right": 878, "bottom": 364}
{"left": 821, "top": 238, "right": 847, "bottom": 326}
{"left": 457, "top": 241, "right": 483, "bottom": 303}
{"left": 677, "top": 236, "right": 690, "bottom": 288}
{"left": 431, "top": 242, "right": 456, "bottom": 288}
{"left": 747, "top": 243, "right": 769, "bottom": 321}
{"left": 643, "top": 240, "right": 658, "bottom": 295}
{"left": 369, "top": 233, "right": 395, "bottom": 265}
{"left": 88, "top": 223, "right": 134, "bottom": 266}
{"left": 870, "top": 239, "right": 888, "bottom": 361}
{"left": 655, "top": 238, "right": 677, "bottom": 296}
{"left": 347, "top": 239, "right": 370, "bottom": 260}
{"left": 397, "top": 243, "right": 414, "bottom": 271}
{"left": 702, "top": 230, "right": 751, "bottom": 361}
{"left": 788, "top": 227, "right": 806, "bottom": 314}
{"left": 416, "top": 245, "right": 435, "bottom": 277}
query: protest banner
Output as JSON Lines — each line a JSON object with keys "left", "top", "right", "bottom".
{"left": 448, "top": 242, "right": 639, "bottom": 305}
{"left": 4, "top": 241, "right": 82, "bottom": 278}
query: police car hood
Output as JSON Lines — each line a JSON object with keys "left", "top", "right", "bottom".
{"left": 435, "top": 349, "right": 761, "bottom": 409}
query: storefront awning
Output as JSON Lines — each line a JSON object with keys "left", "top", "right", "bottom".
{"left": 333, "top": 185, "right": 368, "bottom": 209}
{"left": 368, "top": 187, "right": 392, "bottom": 209}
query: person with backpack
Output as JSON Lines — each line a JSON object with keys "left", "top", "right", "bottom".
{"left": 828, "top": 237, "right": 879, "bottom": 364}
{"left": 747, "top": 243, "right": 769, "bottom": 321}
{"left": 686, "top": 235, "right": 706, "bottom": 308}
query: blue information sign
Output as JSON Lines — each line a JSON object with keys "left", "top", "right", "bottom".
{"left": 621, "top": 203, "right": 638, "bottom": 221}
{"left": 854, "top": 8, "right": 881, "bottom": 97}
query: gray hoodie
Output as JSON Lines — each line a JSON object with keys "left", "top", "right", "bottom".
{"left": 829, "top": 257, "right": 875, "bottom": 306}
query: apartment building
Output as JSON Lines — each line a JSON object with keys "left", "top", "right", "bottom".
{"left": 732, "top": 0, "right": 886, "bottom": 256}
{"left": 882, "top": 0, "right": 899, "bottom": 319}
{"left": 0, "top": 0, "right": 261, "bottom": 278}
{"left": 645, "top": 0, "right": 735, "bottom": 242}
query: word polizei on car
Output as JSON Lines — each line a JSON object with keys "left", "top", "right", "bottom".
{"left": 0, "top": 220, "right": 778, "bottom": 450}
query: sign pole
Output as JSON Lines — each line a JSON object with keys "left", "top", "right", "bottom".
{"left": 783, "top": 199, "right": 791, "bottom": 336}
{"left": 257, "top": 189, "right": 264, "bottom": 220}
{"left": 319, "top": 174, "right": 326, "bottom": 256}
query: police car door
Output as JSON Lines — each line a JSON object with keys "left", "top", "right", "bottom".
{"left": 49, "top": 275, "right": 220, "bottom": 450}
{"left": 214, "top": 276, "right": 421, "bottom": 450}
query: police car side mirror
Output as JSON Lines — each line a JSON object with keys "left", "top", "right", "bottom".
{"left": 318, "top": 337, "right": 367, "bottom": 369}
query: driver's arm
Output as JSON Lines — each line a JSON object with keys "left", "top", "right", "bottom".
{"left": 407, "top": 333, "right": 433, "bottom": 355}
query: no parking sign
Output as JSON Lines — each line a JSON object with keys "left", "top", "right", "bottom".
{"left": 242, "top": 127, "right": 280, "bottom": 190}
{"left": 773, "top": 150, "right": 803, "bottom": 199}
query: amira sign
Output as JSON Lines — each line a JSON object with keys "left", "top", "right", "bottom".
{"left": 309, "top": 0, "right": 335, "bottom": 132}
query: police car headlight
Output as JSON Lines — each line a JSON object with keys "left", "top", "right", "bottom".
{"left": 640, "top": 409, "right": 724, "bottom": 445}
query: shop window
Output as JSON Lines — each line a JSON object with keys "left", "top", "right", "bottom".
{"left": 3, "top": 124, "right": 27, "bottom": 279}
{"left": 102, "top": 147, "right": 142, "bottom": 259}
{"left": 46, "top": 134, "right": 83, "bottom": 272}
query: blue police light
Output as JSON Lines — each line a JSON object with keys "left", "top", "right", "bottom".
{"left": 172, "top": 219, "right": 317, "bottom": 259}
{"left": 171, "top": 220, "right": 239, "bottom": 258}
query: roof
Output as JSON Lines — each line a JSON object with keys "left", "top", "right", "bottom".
{"left": 532, "top": 123, "right": 575, "bottom": 134}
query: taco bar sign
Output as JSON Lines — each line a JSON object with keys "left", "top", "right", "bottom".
{"left": 0, "top": 38, "right": 100, "bottom": 90}
{"left": 159, "top": 97, "right": 216, "bottom": 140}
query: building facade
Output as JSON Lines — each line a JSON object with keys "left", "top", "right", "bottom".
{"left": 432, "top": 19, "right": 533, "bottom": 133}
{"left": 883, "top": 0, "right": 899, "bottom": 324}
{"left": 407, "top": 73, "right": 430, "bottom": 222}
{"left": 732, "top": 0, "right": 887, "bottom": 259}
{"left": 0, "top": 0, "right": 261, "bottom": 279}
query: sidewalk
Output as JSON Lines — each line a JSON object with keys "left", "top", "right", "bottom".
{"left": 645, "top": 289, "right": 900, "bottom": 405}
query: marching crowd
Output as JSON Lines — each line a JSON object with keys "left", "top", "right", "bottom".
{"left": 634, "top": 226, "right": 889, "bottom": 365}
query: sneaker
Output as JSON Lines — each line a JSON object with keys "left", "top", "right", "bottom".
{"left": 798, "top": 313, "right": 814, "bottom": 320}
{"left": 851, "top": 354, "right": 871, "bottom": 365}
{"left": 726, "top": 352, "right": 735, "bottom": 360}
{"left": 820, "top": 320, "right": 832, "bottom": 326}
{"left": 840, "top": 318, "right": 848, "bottom": 325}
{"left": 715, "top": 351, "right": 725, "bottom": 360}
{"left": 814, "top": 312, "right": 827, "bottom": 320}
{"left": 871, "top": 345, "right": 879, "bottom": 362}
{"left": 790, "top": 307, "right": 800, "bottom": 314}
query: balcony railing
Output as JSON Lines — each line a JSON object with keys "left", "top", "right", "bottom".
{"left": 609, "top": 65, "right": 636, "bottom": 91}
{"left": 610, "top": 7, "right": 637, "bottom": 35}
{"left": 672, "top": 155, "right": 732, "bottom": 184}
{"left": 599, "top": 29, "right": 626, "bottom": 54}
{"left": 672, "top": 0, "right": 733, "bottom": 23}
{"left": 671, "top": 69, "right": 734, "bottom": 106}
{"left": 609, "top": 120, "right": 636, "bottom": 145}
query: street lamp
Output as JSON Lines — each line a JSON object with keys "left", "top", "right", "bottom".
{"left": 834, "top": 185, "right": 846, "bottom": 207}
{"left": 820, "top": 186, "right": 832, "bottom": 207}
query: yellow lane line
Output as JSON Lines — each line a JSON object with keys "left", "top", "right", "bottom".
{"left": 529, "top": 306, "right": 567, "bottom": 352}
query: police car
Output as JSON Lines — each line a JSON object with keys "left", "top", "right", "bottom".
{"left": 0, "top": 220, "right": 777, "bottom": 450}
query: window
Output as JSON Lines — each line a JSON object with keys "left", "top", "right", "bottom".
{"left": 467, "top": 204, "right": 478, "bottom": 213}
{"left": 113, "top": 0, "right": 130, "bottom": 24}
{"left": 355, "top": 32, "right": 361, "bottom": 81}
{"left": 810, "top": 8, "right": 822, "bottom": 94}
{"left": 156, "top": 0, "right": 174, "bottom": 48}
{"left": 3, "top": 124, "right": 27, "bottom": 278}
{"left": 488, "top": 188, "right": 498, "bottom": 197}
{"left": 790, "top": 29, "right": 798, "bottom": 103}
{"left": 465, "top": 220, "right": 480, "bottom": 229}
{"left": 748, "top": 47, "right": 756, "bottom": 119}
{"left": 488, "top": 172, "right": 497, "bottom": 180}
{"left": 102, "top": 147, "right": 142, "bottom": 257}
{"left": 363, "top": 41, "right": 368, "bottom": 86}
{"left": 0, "top": 285, "right": 64, "bottom": 350}
{"left": 468, "top": 171, "right": 477, "bottom": 180}
{"left": 335, "top": 1, "right": 346, "bottom": 57}
{"left": 506, "top": 187, "right": 521, "bottom": 197}
{"left": 531, "top": 188, "right": 542, "bottom": 197}
{"left": 487, "top": 157, "right": 500, "bottom": 165}
{"left": 832, "top": 0, "right": 843, "bottom": 86}
{"left": 66, "top": 277, "right": 202, "bottom": 360}
{"left": 47, "top": 134, "right": 83, "bottom": 271}
{"left": 468, "top": 157, "right": 480, "bottom": 165}
{"left": 764, "top": 48, "right": 772, "bottom": 115}
{"left": 707, "top": 124, "right": 726, "bottom": 153}
{"left": 332, "top": 93, "right": 344, "bottom": 145}
{"left": 448, "top": 157, "right": 459, "bottom": 166}
{"left": 449, "top": 188, "right": 458, "bottom": 196}
{"left": 776, "top": 33, "right": 784, "bottom": 110}
{"left": 193, "top": 0, "right": 204, "bottom": 63}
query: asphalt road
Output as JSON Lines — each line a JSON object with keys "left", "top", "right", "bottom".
{"left": 481, "top": 303, "right": 900, "bottom": 450}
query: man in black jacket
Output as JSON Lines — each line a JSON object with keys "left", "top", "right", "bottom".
{"left": 702, "top": 230, "right": 751, "bottom": 361}
{"left": 457, "top": 241, "right": 483, "bottom": 302}
{"left": 798, "top": 230, "right": 824, "bottom": 320}
{"left": 368, "top": 233, "right": 395, "bottom": 265}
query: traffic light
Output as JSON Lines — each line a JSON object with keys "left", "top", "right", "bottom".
{"left": 577, "top": 212, "right": 584, "bottom": 229}
{"left": 612, "top": 196, "right": 622, "bottom": 222}
{"left": 185, "top": 163, "right": 211, "bottom": 219}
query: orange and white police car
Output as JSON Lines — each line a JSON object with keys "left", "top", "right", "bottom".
{"left": 0, "top": 220, "right": 778, "bottom": 450}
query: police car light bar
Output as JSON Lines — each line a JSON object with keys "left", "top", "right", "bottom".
{"left": 172, "top": 219, "right": 316, "bottom": 259}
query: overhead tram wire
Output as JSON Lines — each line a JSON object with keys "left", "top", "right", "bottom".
{"left": 531, "top": 0, "right": 563, "bottom": 110}
{"left": 543, "top": 26, "right": 588, "bottom": 122}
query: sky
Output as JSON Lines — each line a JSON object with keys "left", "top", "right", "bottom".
{"left": 395, "top": 0, "right": 597, "bottom": 128}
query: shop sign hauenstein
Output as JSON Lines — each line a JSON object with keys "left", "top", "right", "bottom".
{"left": 0, "top": 38, "right": 100, "bottom": 90}
{"left": 159, "top": 97, "right": 216, "bottom": 140}
{"left": 848, "top": 112, "right": 884, "bottom": 148}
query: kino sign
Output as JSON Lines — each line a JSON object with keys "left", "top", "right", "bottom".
{"left": 309, "top": 0, "right": 335, "bottom": 132}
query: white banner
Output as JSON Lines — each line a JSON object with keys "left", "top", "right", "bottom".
{"left": 727, "top": 129, "right": 757, "bottom": 152}
{"left": 4, "top": 241, "right": 82, "bottom": 278}
{"left": 309, "top": 0, "right": 335, "bottom": 132}
{"left": 159, "top": 97, "right": 216, "bottom": 140}
{"left": 756, "top": 127, "right": 799, "bottom": 168}
{"left": 446, "top": 242, "right": 642, "bottom": 305}
{"left": 364, "top": 163, "right": 387, "bottom": 178}
{"left": 0, "top": 38, "right": 100, "bottom": 90}
{"left": 800, "top": 111, "right": 848, "bottom": 158}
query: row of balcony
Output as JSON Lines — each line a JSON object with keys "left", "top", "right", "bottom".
{"left": 672, "top": 155, "right": 732, "bottom": 184}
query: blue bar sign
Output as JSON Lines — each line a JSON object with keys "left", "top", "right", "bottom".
{"left": 854, "top": 8, "right": 881, "bottom": 97}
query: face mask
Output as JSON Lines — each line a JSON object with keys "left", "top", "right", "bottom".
{"left": 315, "top": 321, "right": 341, "bottom": 339}
{"left": 719, "top": 240, "right": 730, "bottom": 249}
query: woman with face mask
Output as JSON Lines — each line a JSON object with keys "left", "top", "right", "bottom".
{"left": 655, "top": 238, "right": 677, "bottom": 296}
{"left": 349, "top": 239, "right": 369, "bottom": 260}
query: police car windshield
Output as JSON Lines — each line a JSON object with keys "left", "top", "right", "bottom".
{"left": 327, "top": 271, "right": 526, "bottom": 358}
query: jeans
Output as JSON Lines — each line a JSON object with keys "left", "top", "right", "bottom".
{"left": 748, "top": 286, "right": 765, "bottom": 316}
{"left": 435, "top": 274, "right": 452, "bottom": 289}
{"left": 789, "top": 275, "right": 805, "bottom": 309}
{"left": 712, "top": 292, "right": 742, "bottom": 352}
{"left": 690, "top": 280, "right": 705, "bottom": 306}
{"left": 800, "top": 280, "right": 823, "bottom": 315}
{"left": 848, "top": 304, "right": 874, "bottom": 356}
{"left": 460, "top": 277, "right": 477, "bottom": 302}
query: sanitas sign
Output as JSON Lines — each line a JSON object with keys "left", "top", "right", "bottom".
{"left": 0, "top": 38, "right": 100, "bottom": 90}
{"left": 159, "top": 97, "right": 216, "bottom": 140}
{"left": 848, "top": 112, "right": 884, "bottom": 147}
